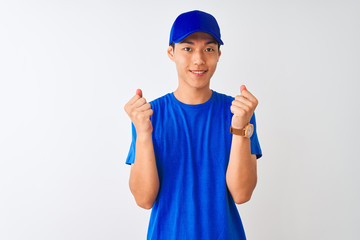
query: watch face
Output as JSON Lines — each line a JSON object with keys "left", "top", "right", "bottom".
{"left": 247, "top": 124, "right": 254, "bottom": 138}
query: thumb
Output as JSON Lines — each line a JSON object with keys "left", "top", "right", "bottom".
{"left": 136, "top": 89, "right": 142, "bottom": 98}
{"left": 240, "top": 85, "right": 246, "bottom": 93}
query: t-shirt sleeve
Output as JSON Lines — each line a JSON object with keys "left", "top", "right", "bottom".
{"left": 249, "top": 112, "right": 263, "bottom": 159}
{"left": 125, "top": 123, "right": 137, "bottom": 165}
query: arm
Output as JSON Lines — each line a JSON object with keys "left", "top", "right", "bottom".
{"left": 124, "top": 89, "right": 159, "bottom": 209}
{"left": 226, "top": 136, "right": 257, "bottom": 204}
{"left": 130, "top": 132, "right": 159, "bottom": 209}
{"left": 226, "top": 85, "right": 258, "bottom": 204}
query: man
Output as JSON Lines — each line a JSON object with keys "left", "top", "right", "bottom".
{"left": 124, "top": 10, "right": 262, "bottom": 240}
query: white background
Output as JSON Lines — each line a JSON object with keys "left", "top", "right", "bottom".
{"left": 1, "top": 0, "right": 359, "bottom": 239}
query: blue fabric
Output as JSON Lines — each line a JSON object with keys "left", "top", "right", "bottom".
{"left": 169, "top": 10, "right": 224, "bottom": 45}
{"left": 126, "top": 90, "right": 262, "bottom": 240}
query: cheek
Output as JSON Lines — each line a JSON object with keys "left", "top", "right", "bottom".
{"left": 175, "top": 57, "right": 188, "bottom": 69}
{"left": 208, "top": 59, "right": 219, "bottom": 70}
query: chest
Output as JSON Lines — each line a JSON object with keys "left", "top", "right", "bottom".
{"left": 152, "top": 104, "right": 232, "bottom": 177}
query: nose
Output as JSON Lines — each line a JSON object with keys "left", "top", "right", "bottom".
{"left": 192, "top": 50, "right": 205, "bottom": 65}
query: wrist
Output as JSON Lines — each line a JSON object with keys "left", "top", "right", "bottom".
{"left": 231, "top": 117, "right": 247, "bottom": 130}
{"left": 230, "top": 123, "right": 254, "bottom": 138}
{"left": 136, "top": 131, "right": 153, "bottom": 141}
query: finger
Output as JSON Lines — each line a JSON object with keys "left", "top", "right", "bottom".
{"left": 240, "top": 89, "right": 258, "bottom": 104}
{"left": 133, "top": 97, "right": 147, "bottom": 108}
{"left": 240, "top": 85, "right": 246, "bottom": 93}
{"left": 128, "top": 93, "right": 141, "bottom": 105}
{"left": 232, "top": 100, "right": 250, "bottom": 111}
{"left": 143, "top": 108, "right": 153, "bottom": 118}
{"left": 234, "top": 96, "right": 252, "bottom": 108}
{"left": 136, "top": 102, "right": 151, "bottom": 111}
{"left": 230, "top": 105, "right": 246, "bottom": 116}
{"left": 136, "top": 89, "right": 142, "bottom": 97}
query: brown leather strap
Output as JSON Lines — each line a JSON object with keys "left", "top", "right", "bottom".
{"left": 230, "top": 126, "right": 245, "bottom": 136}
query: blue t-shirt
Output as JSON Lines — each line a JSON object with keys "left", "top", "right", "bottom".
{"left": 126, "top": 90, "right": 262, "bottom": 240}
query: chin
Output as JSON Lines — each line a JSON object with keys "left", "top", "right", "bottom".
{"left": 190, "top": 82, "right": 210, "bottom": 90}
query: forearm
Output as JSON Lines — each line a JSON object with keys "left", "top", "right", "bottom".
{"left": 226, "top": 135, "right": 257, "bottom": 204}
{"left": 129, "top": 133, "right": 159, "bottom": 209}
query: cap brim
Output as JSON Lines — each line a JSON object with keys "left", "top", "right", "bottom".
{"left": 171, "top": 30, "right": 224, "bottom": 45}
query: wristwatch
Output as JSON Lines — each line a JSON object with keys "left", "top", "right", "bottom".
{"left": 230, "top": 123, "right": 254, "bottom": 138}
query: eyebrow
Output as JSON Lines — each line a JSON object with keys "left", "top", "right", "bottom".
{"left": 179, "top": 40, "right": 218, "bottom": 45}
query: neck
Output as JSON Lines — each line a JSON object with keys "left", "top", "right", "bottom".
{"left": 173, "top": 87, "right": 212, "bottom": 105}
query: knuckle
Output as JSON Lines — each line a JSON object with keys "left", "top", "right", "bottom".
{"left": 137, "top": 98, "right": 145, "bottom": 105}
{"left": 135, "top": 113, "right": 143, "bottom": 120}
{"left": 130, "top": 111, "right": 136, "bottom": 119}
{"left": 133, "top": 95, "right": 140, "bottom": 102}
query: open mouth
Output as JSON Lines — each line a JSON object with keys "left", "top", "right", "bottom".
{"left": 190, "top": 70, "right": 208, "bottom": 75}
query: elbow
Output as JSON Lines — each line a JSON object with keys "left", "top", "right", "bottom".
{"left": 227, "top": 176, "right": 257, "bottom": 205}
{"left": 233, "top": 193, "right": 252, "bottom": 205}
{"left": 128, "top": 167, "right": 160, "bottom": 210}
{"left": 135, "top": 199, "right": 154, "bottom": 210}
{"left": 131, "top": 192, "right": 156, "bottom": 209}
{"left": 129, "top": 182, "right": 158, "bottom": 210}
{"left": 230, "top": 184, "right": 256, "bottom": 205}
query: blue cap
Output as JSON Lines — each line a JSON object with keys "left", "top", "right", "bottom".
{"left": 169, "top": 10, "right": 224, "bottom": 46}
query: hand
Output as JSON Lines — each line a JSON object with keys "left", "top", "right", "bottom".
{"left": 124, "top": 89, "right": 153, "bottom": 135}
{"left": 230, "top": 85, "right": 258, "bottom": 129}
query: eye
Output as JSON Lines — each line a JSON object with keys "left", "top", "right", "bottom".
{"left": 205, "top": 48, "right": 214, "bottom": 52}
{"left": 184, "top": 47, "right": 192, "bottom": 52}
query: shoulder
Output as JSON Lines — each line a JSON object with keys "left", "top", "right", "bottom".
{"left": 212, "top": 90, "right": 234, "bottom": 106}
{"left": 149, "top": 93, "right": 172, "bottom": 109}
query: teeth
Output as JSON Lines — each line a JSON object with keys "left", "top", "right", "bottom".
{"left": 192, "top": 71, "right": 205, "bottom": 74}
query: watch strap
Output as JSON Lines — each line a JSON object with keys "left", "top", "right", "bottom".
{"left": 230, "top": 125, "right": 246, "bottom": 136}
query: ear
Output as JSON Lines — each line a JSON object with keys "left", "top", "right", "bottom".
{"left": 167, "top": 46, "right": 175, "bottom": 62}
{"left": 218, "top": 49, "right": 221, "bottom": 61}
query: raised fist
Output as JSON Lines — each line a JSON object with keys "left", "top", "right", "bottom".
{"left": 124, "top": 89, "right": 153, "bottom": 135}
{"left": 230, "top": 85, "right": 258, "bottom": 129}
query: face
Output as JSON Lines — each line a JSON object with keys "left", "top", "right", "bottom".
{"left": 167, "top": 32, "right": 221, "bottom": 91}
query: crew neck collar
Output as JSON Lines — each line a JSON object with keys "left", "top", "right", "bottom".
{"left": 170, "top": 90, "right": 216, "bottom": 109}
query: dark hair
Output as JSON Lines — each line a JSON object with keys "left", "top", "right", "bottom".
{"left": 170, "top": 42, "right": 220, "bottom": 51}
